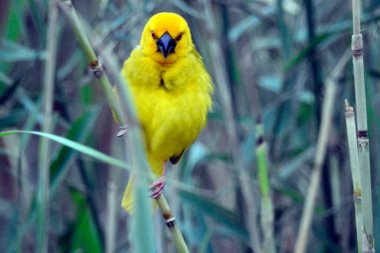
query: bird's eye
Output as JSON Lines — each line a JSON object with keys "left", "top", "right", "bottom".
{"left": 176, "top": 33, "right": 183, "bottom": 41}
{"left": 151, "top": 31, "right": 157, "bottom": 39}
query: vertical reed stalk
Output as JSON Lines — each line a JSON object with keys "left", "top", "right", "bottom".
{"left": 294, "top": 52, "right": 349, "bottom": 253}
{"left": 58, "top": 2, "right": 190, "bottom": 251}
{"left": 201, "top": 1, "right": 262, "bottom": 252}
{"left": 106, "top": 175, "right": 117, "bottom": 253}
{"left": 351, "top": 0, "right": 374, "bottom": 250}
{"left": 294, "top": 82, "right": 335, "bottom": 253}
{"left": 37, "top": 1, "right": 58, "bottom": 252}
{"left": 345, "top": 100, "right": 363, "bottom": 253}
{"left": 256, "top": 122, "right": 275, "bottom": 253}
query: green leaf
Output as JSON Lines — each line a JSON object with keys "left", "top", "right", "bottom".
{"left": 0, "top": 71, "right": 12, "bottom": 85}
{"left": 257, "top": 143, "right": 270, "bottom": 196}
{"left": 284, "top": 32, "right": 331, "bottom": 71}
{"left": 0, "top": 40, "right": 45, "bottom": 62}
{"left": 242, "top": 125, "right": 257, "bottom": 165}
{"left": 57, "top": 49, "right": 82, "bottom": 81}
{"left": 179, "top": 189, "right": 249, "bottom": 242}
{"left": 187, "top": 142, "right": 210, "bottom": 169}
{"left": 258, "top": 75, "right": 282, "bottom": 93}
{"left": 109, "top": 12, "right": 130, "bottom": 30}
{"left": 0, "top": 73, "right": 22, "bottom": 105}
{"left": 298, "top": 89, "right": 315, "bottom": 104}
{"left": 0, "top": 110, "right": 28, "bottom": 129}
{"left": 50, "top": 108, "right": 100, "bottom": 193}
{"left": 130, "top": 181, "right": 155, "bottom": 253}
{"left": 168, "top": 0, "right": 202, "bottom": 18}
{"left": 80, "top": 83, "right": 94, "bottom": 105}
{"left": 58, "top": 188, "right": 102, "bottom": 253}
{"left": 278, "top": 147, "right": 314, "bottom": 180}
{"left": 0, "top": 0, "right": 27, "bottom": 67}
{"left": 228, "top": 6, "right": 275, "bottom": 42}
{"left": 275, "top": 186, "right": 304, "bottom": 204}
{"left": 0, "top": 130, "right": 129, "bottom": 170}
{"left": 4, "top": 1, "right": 25, "bottom": 38}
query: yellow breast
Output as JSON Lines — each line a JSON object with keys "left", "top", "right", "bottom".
{"left": 122, "top": 47, "right": 213, "bottom": 169}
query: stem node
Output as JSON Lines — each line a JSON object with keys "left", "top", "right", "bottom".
{"left": 89, "top": 60, "right": 104, "bottom": 79}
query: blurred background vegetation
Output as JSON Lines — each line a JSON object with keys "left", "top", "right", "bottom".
{"left": 1, "top": 0, "right": 380, "bottom": 252}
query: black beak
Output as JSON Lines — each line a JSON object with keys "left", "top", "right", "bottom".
{"left": 157, "top": 32, "right": 176, "bottom": 58}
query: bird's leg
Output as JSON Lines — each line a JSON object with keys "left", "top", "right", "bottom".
{"left": 149, "top": 163, "right": 167, "bottom": 199}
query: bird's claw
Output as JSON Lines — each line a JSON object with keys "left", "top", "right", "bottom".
{"left": 149, "top": 176, "right": 166, "bottom": 199}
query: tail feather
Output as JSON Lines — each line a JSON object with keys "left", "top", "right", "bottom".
{"left": 121, "top": 155, "right": 164, "bottom": 213}
{"left": 121, "top": 175, "right": 134, "bottom": 213}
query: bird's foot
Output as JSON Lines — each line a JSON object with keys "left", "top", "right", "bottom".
{"left": 149, "top": 176, "right": 166, "bottom": 199}
{"left": 149, "top": 166, "right": 167, "bottom": 199}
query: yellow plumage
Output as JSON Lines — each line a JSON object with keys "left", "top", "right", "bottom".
{"left": 121, "top": 12, "right": 213, "bottom": 212}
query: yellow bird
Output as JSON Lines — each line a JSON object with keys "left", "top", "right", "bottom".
{"left": 121, "top": 12, "right": 213, "bottom": 212}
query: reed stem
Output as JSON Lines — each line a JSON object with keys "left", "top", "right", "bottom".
{"left": 37, "top": 1, "right": 58, "bottom": 252}
{"left": 344, "top": 100, "right": 363, "bottom": 253}
{"left": 294, "top": 83, "right": 335, "bottom": 253}
{"left": 351, "top": 0, "right": 374, "bottom": 250}
{"left": 294, "top": 52, "right": 349, "bottom": 253}
{"left": 256, "top": 122, "right": 275, "bottom": 253}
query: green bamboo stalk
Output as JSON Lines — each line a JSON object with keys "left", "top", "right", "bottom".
{"left": 201, "top": 1, "right": 262, "bottom": 252}
{"left": 58, "top": 2, "right": 190, "bottom": 252}
{"left": 256, "top": 122, "right": 275, "bottom": 253}
{"left": 345, "top": 100, "right": 363, "bottom": 253}
{"left": 351, "top": 0, "right": 374, "bottom": 250}
{"left": 36, "top": 1, "right": 58, "bottom": 252}
{"left": 294, "top": 52, "right": 350, "bottom": 253}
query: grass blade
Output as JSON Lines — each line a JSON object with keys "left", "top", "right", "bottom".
{"left": 0, "top": 130, "right": 129, "bottom": 170}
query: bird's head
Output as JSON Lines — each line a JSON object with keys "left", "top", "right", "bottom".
{"left": 140, "top": 12, "right": 193, "bottom": 64}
